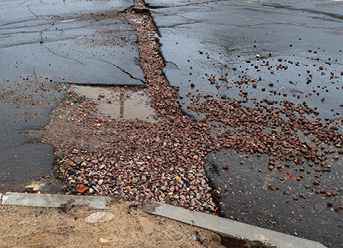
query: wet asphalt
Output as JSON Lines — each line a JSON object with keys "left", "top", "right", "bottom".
{"left": 1, "top": 0, "right": 343, "bottom": 246}
{"left": 0, "top": 0, "right": 144, "bottom": 184}
{"left": 145, "top": 0, "right": 343, "bottom": 246}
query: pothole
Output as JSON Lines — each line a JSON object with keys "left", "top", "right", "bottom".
{"left": 72, "top": 85, "right": 157, "bottom": 122}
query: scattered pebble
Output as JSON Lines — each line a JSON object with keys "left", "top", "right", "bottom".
{"left": 84, "top": 212, "right": 115, "bottom": 224}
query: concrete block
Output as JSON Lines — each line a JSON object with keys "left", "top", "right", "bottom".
{"left": 143, "top": 202, "right": 326, "bottom": 248}
{"left": 1, "top": 192, "right": 110, "bottom": 209}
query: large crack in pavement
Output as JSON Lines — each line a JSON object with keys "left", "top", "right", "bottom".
{"left": 27, "top": 1, "right": 220, "bottom": 214}
{"left": 23, "top": 0, "right": 343, "bottom": 246}
{"left": 143, "top": 1, "right": 343, "bottom": 246}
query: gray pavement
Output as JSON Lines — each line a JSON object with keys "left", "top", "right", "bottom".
{"left": 145, "top": 0, "right": 343, "bottom": 246}
{"left": 1, "top": 0, "right": 343, "bottom": 247}
{"left": 0, "top": 0, "right": 145, "bottom": 184}
{"left": 147, "top": 0, "right": 343, "bottom": 121}
{"left": 1, "top": 0, "right": 145, "bottom": 86}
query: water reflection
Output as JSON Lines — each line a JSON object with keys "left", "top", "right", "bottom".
{"left": 73, "top": 85, "right": 157, "bottom": 122}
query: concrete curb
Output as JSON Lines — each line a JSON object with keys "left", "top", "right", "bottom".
{"left": 0, "top": 192, "right": 110, "bottom": 210}
{"left": 143, "top": 202, "right": 327, "bottom": 248}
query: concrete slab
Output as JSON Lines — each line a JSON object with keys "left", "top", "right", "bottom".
{"left": 143, "top": 202, "right": 327, "bottom": 248}
{"left": 1, "top": 192, "right": 110, "bottom": 209}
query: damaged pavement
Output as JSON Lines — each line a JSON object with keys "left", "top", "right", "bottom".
{"left": 1, "top": 0, "right": 343, "bottom": 247}
{"left": 0, "top": 0, "right": 145, "bottom": 188}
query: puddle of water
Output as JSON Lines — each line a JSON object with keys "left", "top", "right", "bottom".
{"left": 73, "top": 85, "right": 157, "bottom": 122}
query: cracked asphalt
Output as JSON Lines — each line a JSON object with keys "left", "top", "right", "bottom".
{"left": 0, "top": 0, "right": 145, "bottom": 184}
{"left": 146, "top": 0, "right": 343, "bottom": 246}
{"left": 1, "top": 0, "right": 343, "bottom": 247}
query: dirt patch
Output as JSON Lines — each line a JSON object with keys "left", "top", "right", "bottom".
{"left": 0, "top": 201, "right": 224, "bottom": 247}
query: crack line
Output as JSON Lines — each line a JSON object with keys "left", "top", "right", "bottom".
{"left": 262, "top": 3, "right": 343, "bottom": 21}
{"left": 97, "top": 58, "right": 146, "bottom": 84}
{"left": 41, "top": 45, "right": 86, "bottom": 66}
{"left": 27, "top": 5, "right": 38, "bottom": 19}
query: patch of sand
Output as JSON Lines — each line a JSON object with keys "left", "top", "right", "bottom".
{"left": 0, "top": 201, "right": 224, "bottom": 247}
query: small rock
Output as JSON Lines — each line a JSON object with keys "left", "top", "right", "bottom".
{"left": 63, "top": 160, "right": 75, "bottom": 167}
{"left": 98, "top": 235, "right": 111, "bottom": 245}
{"left": 258, "top": 234, "right": 266, "bottom": 241}
{"left": 191, "top": 234, "right": 197, "bottom": 242}
{"left": 139, "top": 217, "right": 155, "bottom": 235}
{"left": 116, "top": 178, "right": 124, "bottom": 186}
{"left": 191, "top": 234, "right": 199, "bottom": 242}
{"left": 98, "top": 179, "right": 104, "bottom": 186}
{"left": 71, "top": 149, "right": 79, "bottom": 154}
{"left": 170, "top": 186, "right": 175, "bottom": 192}
{"left": 85, "top": 212, "right": 115, "bottom": 224}
{"left": 76, "top": 184, "right": 89, "bottom": 194}
{"left": 59, "top": 199, "right": 75, "bottom": 212}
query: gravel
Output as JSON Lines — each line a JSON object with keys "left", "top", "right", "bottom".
{"left": 28, "top": 0, "right": 343, "bottom": 215}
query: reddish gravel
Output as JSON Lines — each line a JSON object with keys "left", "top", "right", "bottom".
{"left": 29, "top": 0, "right": 343, "bottom": 214}
{"left": 29, "top": 1, "right": 221, "bottom": 213}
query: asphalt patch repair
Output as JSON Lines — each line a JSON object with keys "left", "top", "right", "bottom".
{"left": 25, "top": 0, "right": 342, "bottom": 247}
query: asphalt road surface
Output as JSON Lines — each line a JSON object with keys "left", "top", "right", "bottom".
{"left": 0, "top": 0, "right": 145, "bottom": 184}
{"left": 145, "top": 0, "right": 343, "bottom": 246}
{"left": 1, "top": 0, "right": 343, "bottom": 246}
